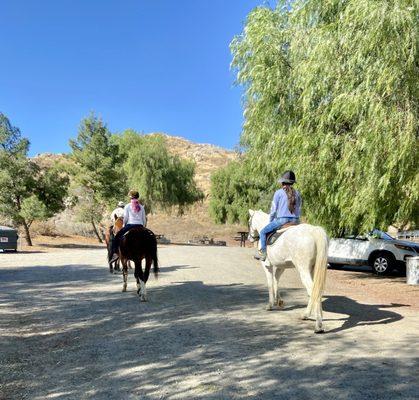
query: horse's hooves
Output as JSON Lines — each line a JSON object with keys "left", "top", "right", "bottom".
{"left": 314, "top": 328, "right": 325, "bottom": 334}
{"left": 266, "top": 304, "right": 274, "bottom": 311}
{"left": 122, "top": 287, "right": 127, "bottom": 292}
{"left": 301, "top": 315, "right": 310, "bottom": 320}
{"left": 276, "top": 301, "right": 285, "bottom": 309}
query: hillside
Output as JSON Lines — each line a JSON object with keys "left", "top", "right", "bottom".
{"left": 29, "top": 134, "right": 244, "bottom": 244}
{"left": 156, "top": 134, "right": 238, "bottom": 195}
{"left": 34, "top": 133, "right": 237, "bottom": 196}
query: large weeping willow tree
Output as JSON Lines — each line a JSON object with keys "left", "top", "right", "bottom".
{"left": 228, "top": 0, "right": 418, "bottom": 235}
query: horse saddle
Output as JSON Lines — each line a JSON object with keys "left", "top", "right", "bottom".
{"left": 122, "top": 225, "right": 145, "bottom": 237}
{"left": 267, "top": 222, "right": 299, "bottom": 246}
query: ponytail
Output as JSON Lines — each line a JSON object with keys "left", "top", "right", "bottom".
{"left": 283, "top": 185, "right": 297, "bottom": 214}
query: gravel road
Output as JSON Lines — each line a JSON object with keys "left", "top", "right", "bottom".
{"left": 1, "top": 246, "right": 418, "bottom": 400}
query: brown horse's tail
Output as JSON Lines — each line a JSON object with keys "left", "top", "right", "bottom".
{"left": 152, "top": 238, "right": 159, "bottom": 278}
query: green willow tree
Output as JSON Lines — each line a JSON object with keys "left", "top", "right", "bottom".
{"left": 69, "top": 114, "right": 126, "bottom": 242}
{"left": 227, "top": 0, "right": 418, "bottom": 234}
{"left": 209, "top": 159, "right": 272, "bottom": 225}
{"left": 0, "top": 113, "right": 69, "bottom": 245}
{"left": 117, "top": 131, "right": 203, "bottom": 214}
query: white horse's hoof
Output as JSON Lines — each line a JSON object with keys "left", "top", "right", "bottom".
{"left": 301, "top": 315, "right": 310, "bottom": 320}
{"left": 314, "top": 328, "right": 325, "bottom": 334}
{"left": 266, "top": 304, "right": 274, "bottom": 311}
{"left": 276, "top": 300, "right": 285, "bottom": 308}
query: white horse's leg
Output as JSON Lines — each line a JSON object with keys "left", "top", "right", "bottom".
{"left": 314, "top": 300, "right": 324, "bottom": 333}
{"left": 262, "top": 263, "right": 275, "bottom": 311}
{"left": 139, "top": 280, "right": 147, "bottom": 302}
{"left": 273, "top": 267, "right": 285, "bottom": 308}
{"left": 297, "top": 265, "right": 314, "bottom": 320}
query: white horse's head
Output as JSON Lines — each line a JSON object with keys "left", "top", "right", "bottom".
{"left": 248, "top": 209, "right": 259, "bottom": 243}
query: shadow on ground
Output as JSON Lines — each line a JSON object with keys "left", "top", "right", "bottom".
{"left": 322, "top": 296, "right": 407, "bottom": 333}
{"left": 328, "top": 264, "right": 406, "bottom": 279}
{"left": 0, "top": 262, "right": 417, "bottom": 400}
{"left": 38, "top": 243, "right": 106, "bottom": 250}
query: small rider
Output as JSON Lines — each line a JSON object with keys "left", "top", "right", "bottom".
{"left": 258, "top": 170, "right": 302, "bottom": 261}
{"left": 110, "top": 190, "right": 147, "bottom": 261}
{"left": 110, "top": 201, "right": 125, "bottom": 224}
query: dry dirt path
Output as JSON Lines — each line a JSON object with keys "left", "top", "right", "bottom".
{"left": 1, "top": 246, "right": 418, "bottom": 400}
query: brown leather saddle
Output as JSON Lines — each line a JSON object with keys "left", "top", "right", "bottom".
{"left": 267, "top": 222, "right": 299, "bottom": 246}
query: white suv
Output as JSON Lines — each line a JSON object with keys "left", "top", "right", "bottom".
{"left": 328, "top": 229, "right": 419, "bottom": 275}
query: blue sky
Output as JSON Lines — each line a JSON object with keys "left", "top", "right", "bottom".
{"left": 0, "top": 0, "right": 270, "bottom": 156}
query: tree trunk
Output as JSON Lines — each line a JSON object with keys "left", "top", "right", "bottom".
{"left": 22, "top": 220, "right": 33, "bottom": 246}
{"left": 91, "top": 219, "right": 103, "bottom": 243}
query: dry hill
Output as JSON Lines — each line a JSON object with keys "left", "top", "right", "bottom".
{"left": 157, "top": 133, "right": 238, "bottom": 195}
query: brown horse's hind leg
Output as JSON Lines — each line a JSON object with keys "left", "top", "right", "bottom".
{"left": 139, "top": 256, "right": 152, "bottom": 302}
{"left": 135, "top": 258, "right": 148, "bottom": 302}
{"left": 122, "top": 258, "right": 128, "bottom": 292}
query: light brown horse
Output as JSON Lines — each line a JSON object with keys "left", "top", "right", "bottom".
{"left": 105, "top": 217, "right": 124, "bottom": 273}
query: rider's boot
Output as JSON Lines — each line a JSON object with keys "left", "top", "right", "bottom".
{"left": 254, "top": 249, "right": 267, "bottom": 261}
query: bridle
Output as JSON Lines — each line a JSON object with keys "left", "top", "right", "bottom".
{"left": 248, "top": 213, "right": 260, "bottom": 241}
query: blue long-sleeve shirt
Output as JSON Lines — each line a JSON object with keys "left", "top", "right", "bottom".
{"left": 269, "top": 188, "right": 302, "bottom": 222}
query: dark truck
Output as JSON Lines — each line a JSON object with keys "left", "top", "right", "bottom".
{"left": 0, "top": 226, "right": 19, "bottom": 252}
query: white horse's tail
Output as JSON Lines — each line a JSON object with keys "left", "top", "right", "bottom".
{"left": 308, "top": 227, "right": 329, "bottom": 314}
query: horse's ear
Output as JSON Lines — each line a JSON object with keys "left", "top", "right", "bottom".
{"left": 249, "top": 209, "right": 255, "bottom": 216}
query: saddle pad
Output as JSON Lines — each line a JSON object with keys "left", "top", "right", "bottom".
{"left": 267, "top": 223, "right": 298, "bottom": 246}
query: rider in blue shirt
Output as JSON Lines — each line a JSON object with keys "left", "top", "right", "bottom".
{"left": 258, "top": 170, "right": 302, "bottom": 261}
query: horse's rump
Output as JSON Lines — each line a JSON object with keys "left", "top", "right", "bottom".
{"left": 119, "top": 226, "right": 159, "bottom": 277}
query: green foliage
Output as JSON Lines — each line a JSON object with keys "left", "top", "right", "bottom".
{"left": 229, "top": 0, "right": 419, "bottom": 234}
{"left": 69, "top": 114, "right": 126, "bottom": 207}
{"left": 209, "top": 160, "right": 272, "bottom": 225}
{"left": 20, "top": 196, "right": 48, "bottom": 224}
{"left": 0, "top": 113, "right": 69, "bottom": 244}
{"left": 69, "top": 114, "right": 126, "bottom": 240}
{"left": 117, "top": 131, "right": 204, "bottom": 214}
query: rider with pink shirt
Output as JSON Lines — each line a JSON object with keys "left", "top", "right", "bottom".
{"left": 111, "top": 190, "right": 146, "bottom": 260}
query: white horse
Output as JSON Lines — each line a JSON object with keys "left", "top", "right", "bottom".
{"left": 248, "top": 209, "right": 329, "bottom": 333}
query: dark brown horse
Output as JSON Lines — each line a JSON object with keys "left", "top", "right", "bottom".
{"left": 119, "top": 226, "right": 158, "bottom": 301}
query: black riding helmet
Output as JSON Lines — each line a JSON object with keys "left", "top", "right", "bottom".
{"left": 278, "top": 170, "right": 296, "bottom": 184}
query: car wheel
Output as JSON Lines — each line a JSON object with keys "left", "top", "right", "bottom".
{"left": 371, "top": 254, "right": 394, "bottom": 275}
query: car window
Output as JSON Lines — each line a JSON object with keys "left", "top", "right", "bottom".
{"left": 370, "top": 229, "right": 394, "bottom": 240}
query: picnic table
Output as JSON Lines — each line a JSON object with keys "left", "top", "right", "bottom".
{"left": 236, "top": 231, "right": 248, "bottom": 247}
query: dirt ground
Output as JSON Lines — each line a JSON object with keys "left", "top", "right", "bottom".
{"left": 1, "top": 245, "right": 418, "bottom": 400}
